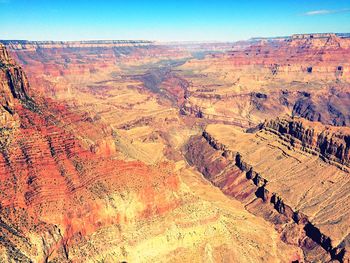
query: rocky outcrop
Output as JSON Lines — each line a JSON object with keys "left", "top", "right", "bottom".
{"left": 292, "top": 91, "right": 350, "bottom": 126}
{"left": 185, "top": 129, "right": 349, "bottom": 262}
{"left": 232, "top": 146, "right": 345, "bottom": 261}
{"left": 181, "top": 102, "right": 253, "bottom": 128}
{"left": 291, "top": 33, "right": 337, "bottom": 39}
{"left": 0, "top": 44, "right": 31, "bottom": 128}
{"left": 264, "top": 117, "right": 350, "bottom": 170}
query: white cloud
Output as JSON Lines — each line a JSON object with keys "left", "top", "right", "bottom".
{"left": 304, "top": 8, "right": 350, "bottom": 16}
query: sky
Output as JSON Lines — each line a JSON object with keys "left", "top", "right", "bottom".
{"left": 0, "top": 0, "right": 350, "bottom": 41}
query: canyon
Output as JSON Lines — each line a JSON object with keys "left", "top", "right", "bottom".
{"left": 0, "top": 33, "right": 349, "bottom": 262}
{"left": 179, "top": 33, "right": 350, "bottom": 127}
{"left": 185, "top": 121, "right": 350, "bottom": 262}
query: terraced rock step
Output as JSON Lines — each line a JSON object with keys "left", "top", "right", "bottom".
{"left": 264, "top": 117, "right": 350, "bottom": 170}
{"left": 185, "top": 123, "right": 350, "bottom": 261}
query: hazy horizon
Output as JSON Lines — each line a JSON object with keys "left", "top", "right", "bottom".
{"left": 0, "top": 32, "right": 349, "bottom": 43}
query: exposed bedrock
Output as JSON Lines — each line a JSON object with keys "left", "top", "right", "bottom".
{"left": 2, "top": 41, "right": 301, "bottom": 262}
{"left": 0, "top": 44, "right": 31, "bottom": 128}
{"left": 178, "top": 33, "right": 350, "bottom": 127}
{"left": 264, "top": 117, "right": 350, "bottom": 170}
{"left": 291, "top": 91, "right": 350, "bottom": 127}
{"left": 185, "top": 129, "right": 349, "bottom": 262}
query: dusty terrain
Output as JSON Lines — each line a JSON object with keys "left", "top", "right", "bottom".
{"left": 0, "top": 33, "right": 349, "bottom": 262}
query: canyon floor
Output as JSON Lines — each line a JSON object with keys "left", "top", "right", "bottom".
{"left": 0, "top": 34, "right": 350, "bottom": 262}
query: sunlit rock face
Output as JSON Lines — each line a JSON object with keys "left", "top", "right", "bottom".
{"left": 185, "top": 121, "right": 350, "bottom": 262}
{"left": 0, "top": 43, "right": 30, "bottom": 128}
{"left": 0, "top": 34, "right": 349, "bottom": 262}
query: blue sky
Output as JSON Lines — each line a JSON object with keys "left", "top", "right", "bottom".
{"left": 0, "top": 0, "right": 349, "bottom": 41}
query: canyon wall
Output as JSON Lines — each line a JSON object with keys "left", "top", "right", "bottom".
{"left": 185, "top": 122, "right": 350, "bottom": 262}
{"left": 6, "top": 35, "right": 350, "bottom": 127}
{"left": 0, "top": 43, "right": 31, "bottom": 128}
{"left": 1, "top": 40, "right": 195, "bottom": 100}
{"left": 178, "top": 34, "right": 350, "bottom": 127}
{"left": 264, "top": 117, "right": 350, "bottom": 170}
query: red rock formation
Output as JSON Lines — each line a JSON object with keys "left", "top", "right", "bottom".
{"left": 0, "top": 43, "right": 30, "bottom": 128}
{"left": 3, "top": 40, "right": 193, "bottom": 98}
{"left": 0, "top": 99, "right": 181, "bottom": 261}
{"left": 227, "top": 34, "right": 350, "bottom": 74}
{"left": 0, "top": 43, "right": 182, "bottom": 261}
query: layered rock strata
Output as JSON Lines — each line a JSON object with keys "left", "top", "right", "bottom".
{"left": 0, "top": 43, "right": 31, "bottom": 128}
{"left": 185, "top": 122, "right": 350, "bottom": 261}
{"left": 178, "top": 33, "right": 350, "bottom": 127}
{"left": 264, "top": 117, "right": 350, "bottom": 170}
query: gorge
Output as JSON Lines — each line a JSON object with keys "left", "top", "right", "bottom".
{"left": 0, "top": 32, "right": 350, "bottom": 262}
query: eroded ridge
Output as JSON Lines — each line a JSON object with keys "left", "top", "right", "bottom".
{"left": 185, "top": 121, "right": 350, "bottom": 262}
{"left": 264, "top": 117, "right": 350, "bottom": 171}
{"left": 0, "top": 43, "right": 31, "bottom": 128}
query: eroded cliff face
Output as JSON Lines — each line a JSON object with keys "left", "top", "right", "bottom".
{"left": 3, "top": 40, "right": 193, "bottom": 101}
{"left": 0, "top": 43, "right": 30, "bottom": 128}
{"left": 264, "top": 117, "right": 350, "bottom": 170}
{"left": 2, "top": 40, "right": 154, "bottom": 50}
{"left": 185, "top": 122, "right": 350, "bottom": 262}
{"left": 7, "top": 36, "right": 350, "bottom": 129}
